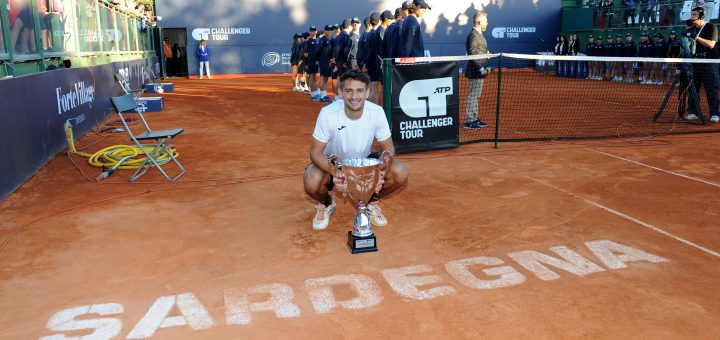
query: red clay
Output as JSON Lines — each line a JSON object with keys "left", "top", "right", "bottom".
{"left": 1, "top": 76, "right": 719, "bottom": 339}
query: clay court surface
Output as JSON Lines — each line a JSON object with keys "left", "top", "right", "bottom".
{"left": 2, "top": 75, "right": 720, "bottom": 339}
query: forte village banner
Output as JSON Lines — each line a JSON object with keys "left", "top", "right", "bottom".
{"left": 391, "top": 61, "right": 460, "bottom": 154}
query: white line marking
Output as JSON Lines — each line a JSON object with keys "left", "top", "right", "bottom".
{"left": 480, "top": 156, "right": 720, "bottom": 258}
{"left": 589, "top": 149, "right": 720, "bottom": 189}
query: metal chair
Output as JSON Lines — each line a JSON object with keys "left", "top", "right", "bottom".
{"left": 109, "top": 94, "right": 185, "bottom": 182}
{"left": 114, "top": 73, "right": 145, "bottom": 100}
{"left": 143, "top": 65, "right": 165, "bottom": 93}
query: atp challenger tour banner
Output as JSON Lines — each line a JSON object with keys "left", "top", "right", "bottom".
{"left": 391, "top": 61, "right": 459, "bottom": 154}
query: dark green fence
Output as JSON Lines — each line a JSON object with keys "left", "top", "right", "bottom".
{"left": 0, "top": 0, "right": 156, "bottom": 77}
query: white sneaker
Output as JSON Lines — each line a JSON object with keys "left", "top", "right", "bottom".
{"left": 367, "top": 202, "right": 387, "bottom": 227}
{"left": 711, "top": 115, "right": 720, "bottom": 123}
{"left": 312, "top": 199, "right": 336, "bottom": 230}
{"left": 685, "top": 114, "right": 699, "bottom": 120}
{"left": 199, "top": 76, "right": 204, "bottom": 80}
{"left": 208, "top": 76, "right": 212, "bottom": 79}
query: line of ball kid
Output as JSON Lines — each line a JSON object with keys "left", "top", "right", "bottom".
{"left": 289, "top": 0, "right": 432, "bottom": 105}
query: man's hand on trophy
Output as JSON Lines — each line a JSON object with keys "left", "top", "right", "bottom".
{"left": 379, "top": 150, "right": 394, "bottom": 172}
{"left": 332, "top": 173, "right": 348, "bottom": 198}
{"left": 375, "top": 171, "right": 385, "bottom": 194}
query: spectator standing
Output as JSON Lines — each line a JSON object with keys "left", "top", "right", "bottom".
{"left": 554, "top": 35, "right": 568, "bottom": 77}
{"left": 599, "top": 0, "right": 615, "bottom": 28}
{"left": 173, "top": 43, "right": 183, "bottom": 75}
{"left": 568, "top": 34, "right": 580, "bottom": 55}
{"left": 638, "top": 0, "right": 653, "bottom": 29}
{"left": 163, "top": 37, "right": 173, "bottom": 75}
{"left": 197, "top": 39, "right": 211, "bottom": 80}
{"left": 624, "top": 0, "right": 636, "bottom": 28}
{"left": 553, "top": 35, "right": 567, "bottom": 55}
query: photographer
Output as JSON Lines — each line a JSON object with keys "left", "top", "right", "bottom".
{"left": 686, "top": 7, "right": 719, "bottom": 122}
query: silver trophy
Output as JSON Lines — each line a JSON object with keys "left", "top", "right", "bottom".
{"left": 330, "top": 152, "right": 392, "bottom": 254}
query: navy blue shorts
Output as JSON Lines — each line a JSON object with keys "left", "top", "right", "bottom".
{"left": 319, "top": 63, "right": 332, "bottom": 77}
{"left": 369, "top": 68, "right": 382, "bottom": 82}
{"left": 307, "top": 62, "right": 318, "bottom": 74}
{"left": 335, "top": 65, "right": 347, "bottom": 79}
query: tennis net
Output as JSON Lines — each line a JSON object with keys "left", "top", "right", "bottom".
{"left": 384, "top": 53, "right": 720, "bottom": 147}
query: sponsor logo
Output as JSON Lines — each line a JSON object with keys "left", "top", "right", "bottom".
{"left": 338, "top": 126, "right": 347, "bottom": 131}
{"left": 492, "top": 26, "right": 536, "bottom": 39}
{"left": 262, "top": 52, "right": 281, "bottom": 67}
{"left": 38, "top": 239, "right": 669, "bottom": 338}
{"left": 399, "top": 77, "right": 453, "bottom": 119}
{"left": 192, "top": 27, "right": 251, "bottom": 41}
{"left": 398, "top": 77, "right": 455, "bottom": 140}
{"left": 55, "top": 81, "right": 95, "bottom": 116}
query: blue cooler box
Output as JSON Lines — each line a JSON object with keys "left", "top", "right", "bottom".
{"left": 144, "top": 83, "right": 174, "bottom": 93}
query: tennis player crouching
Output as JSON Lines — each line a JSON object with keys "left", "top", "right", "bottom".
{"left": 304, "top": 70, "right": 408, "bottom": 230}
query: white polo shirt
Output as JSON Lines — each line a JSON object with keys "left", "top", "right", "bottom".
{"left": 312, "top": 100, "right": 392, "bottom": 159}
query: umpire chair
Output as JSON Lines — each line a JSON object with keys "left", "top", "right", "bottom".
{"left": 110, "top": 94, "right": 185, "bottom": 182}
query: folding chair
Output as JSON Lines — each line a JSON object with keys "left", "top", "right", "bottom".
{"left": 110, "top": 94, "right": 185, "bottom": 182}
{"left": 115, "top": 73, "right": 145, "bottom": 100}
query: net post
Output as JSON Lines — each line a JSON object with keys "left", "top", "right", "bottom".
{"left": 494, "top": 54, "right": 503, "bottom": 149}
{"left": 382, "top": 58, "right": 393, "bottom": 129}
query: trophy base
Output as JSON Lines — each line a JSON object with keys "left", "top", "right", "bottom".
{"left": 347, "top": 231, "right": 378, "bottom": 254}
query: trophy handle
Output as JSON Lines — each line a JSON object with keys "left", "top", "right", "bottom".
{"left": 328, "top": 154, "right": 341, "bottom": 177}
{"left": 379, "top": 151, "right": 394, "bottom": 179}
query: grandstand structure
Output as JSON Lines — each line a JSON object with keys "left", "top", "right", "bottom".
{"left": 560, "top": 0, "right": 719, "bottom": 49}
{"left": 0, "top": 0, "right": 157, "bottom": 77}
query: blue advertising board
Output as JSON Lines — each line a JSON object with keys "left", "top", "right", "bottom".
{"left": 0, "top": 58, "right": 158, "bottom": 200}
{"left": 155, "top": 0, "right": 560, "bottom": 75}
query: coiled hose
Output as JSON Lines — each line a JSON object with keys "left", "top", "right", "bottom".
{"left": 64, "top": 121, "right": 179, "bottom": 180}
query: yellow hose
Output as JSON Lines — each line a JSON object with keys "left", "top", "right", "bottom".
{"left": 65, "top": 122, "right": 178, "bottom": 170}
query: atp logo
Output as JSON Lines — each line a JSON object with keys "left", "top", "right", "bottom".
{"left": 262, "top": 52, "right": 281, "bottom": 67}
{"left": 192, "top": 28, "right": 211, "bottom": 41}
{"left": 492, "top": 27, "right": 507, "bottom": 39}
{"left": 398, "top": 77, "right": 453, "bottom": 118}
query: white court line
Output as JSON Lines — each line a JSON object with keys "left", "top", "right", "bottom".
{"left": 479, "top": 156, "right": 720, "bottom": 258}
{"left": 588, "top": 149, "right": 720, "bottom": 189}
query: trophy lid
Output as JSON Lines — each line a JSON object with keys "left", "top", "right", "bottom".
{"left": 339, "top": 158, "right": 382, "bottom": 167}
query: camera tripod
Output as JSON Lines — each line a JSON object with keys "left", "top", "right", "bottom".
{"left": 653, "top": 68, "right": 706, "bottom": 124}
